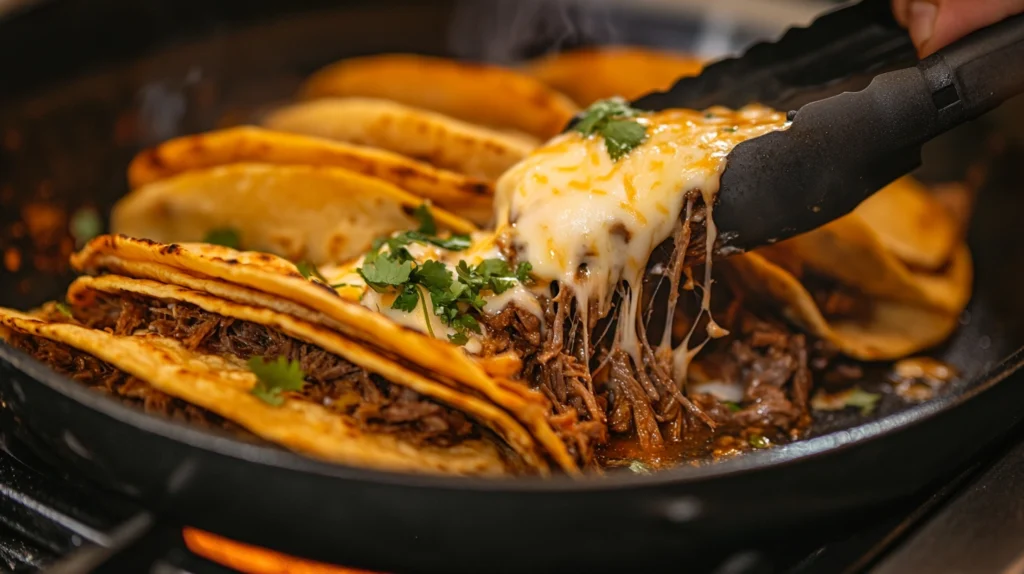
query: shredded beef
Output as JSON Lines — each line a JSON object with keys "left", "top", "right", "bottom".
{"left": 7, "top": 334, "right": 253, "bottom": 436}
{"left": 76, "top": 294, "right": 476, "bottom": 447}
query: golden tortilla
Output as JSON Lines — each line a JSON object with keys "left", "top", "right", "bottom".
{"left": 0, "top": 309, "right": 506, "bottom": 476}
{"left": 126, "top": 126, "right": 494, "bottom": 225}
{"left": 300, "top": 54, "right": 578, "bottom": 139}
{"left": 112, "top": 163, "right": 477, "bottom": 266}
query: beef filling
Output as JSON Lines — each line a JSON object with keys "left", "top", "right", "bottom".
{"left": 74, "top": 294, "right": 477, "bottom": 447}
{"left": 7, "top": 333, "right": 252, "bottom": 436}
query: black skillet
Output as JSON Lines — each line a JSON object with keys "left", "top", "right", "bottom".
{"left": 2, "top": 0, "right": 1024, "bottom": 572}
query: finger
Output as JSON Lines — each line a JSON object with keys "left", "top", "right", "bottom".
{"left": 891, "top": 0, "right": 913, "bottom": 26}
{"left": 913, "top": 0, "right": 1024, "bottom": 56}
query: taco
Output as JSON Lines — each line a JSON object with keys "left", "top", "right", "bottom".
{"left": 112, "top": 163, "right": 477, "bottom": 265}
{"left": 753, "top": 177, "right": 973, "bottom": 316}
{"left": 526, "top": 47, "right": 704, "bottom": 106}
{"left": 70, "top": 235, "right": 580, "bottom": 473}
{"left": 263, "top": 98, "right": 535, "bottom": 182}
{"left": 724, "top": 178, "right": 973, "bottom": 360}
{"left": 126, "top": 127, "right": 494, "bottom": 225}
{"left": 299, "top": 54, "right": 578, "bottom": 140}
{"left": 0, "top": 308, "right": 509, "bottom": 476}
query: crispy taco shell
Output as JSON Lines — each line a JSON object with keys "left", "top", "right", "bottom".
{"left": 0, "top": 309, "right": 506, "bottom": 475}
{"left": 299, "top": 54, "right": 578, "bottom": 139}
{"left": 263, "top": 98, "right": 535, "bottom": 181}
{"left": 67, "top": 275, "right": 549, "bottom": 472}
{"left": 112, "top": 163, "right": 477, "bottom": 265}
{"left": 725, "top": 249, "right": 967, "bottom": 360}
{"left": 71, "top": 235, "right": 579, "bottom": 473}
{"left": 526, "top": 47, "right": 704, "bottom": 106}
{"left": 758, "top": 178, "right": 972, "bottom": 314}
{"left": 126, "top": 127, "right": 494, "bottom": 225}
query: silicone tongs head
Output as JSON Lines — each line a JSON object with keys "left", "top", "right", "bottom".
{"left": 634, "top": 0, "right": 1024, "bottom": 256}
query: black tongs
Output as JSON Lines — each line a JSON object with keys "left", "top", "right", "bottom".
{"left": 632, "top": 0, "right": 1024, "bottom": 256}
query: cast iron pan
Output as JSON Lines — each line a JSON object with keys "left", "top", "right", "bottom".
{"left": 1, "top": 1, "right": 1024, "bottom": 572}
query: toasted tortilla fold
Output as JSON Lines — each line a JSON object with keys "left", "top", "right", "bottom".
{"left": 526, "top": 47, "right": 704, "bottom": 106}
{"left": 126, "top": 127, "right": 494, "bottom": 225}
{"left": 263, "top": 98, "right": 535, "bottom": 181}
{"left": 66, "top": 275, "right": 549, "bottom": 472}
{"left": 757, "top": 178, "right": 972, "bottom": 314}
{"left": 0, "top": 309, "right": 506, "bottom": 476}
{"left": 71, "top": 235, "right": 579, "bottom": 474}
{"left": 851, "top": 176, "right": 962, "bottom": 271}
{"left": 299, "top": 54, "right": 578, "bottom": 139}
{"left": 112, "top": 163, "right": 477, "bottom": 266}
{"left": 725, "top": 246, "right": 969, "bottom": 361}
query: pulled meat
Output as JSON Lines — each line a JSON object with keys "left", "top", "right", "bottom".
{"left": 74, "top": 294, "right": 476, "bottom": 447}
{"left": 7, "top": 334, "right": 251, "bottom": 435}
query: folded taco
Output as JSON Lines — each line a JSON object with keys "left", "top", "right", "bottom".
{"left": 126, "top": 127, "right": 494, "bottom": 225}
{"left": 263, "top": 98, "right": 535, "bottom": 182}
{"left": 299, "top": 54, "right": 578, "bottom": 139}
{"left": 113, "top": 163, "right": 477, "bottom": 265}
{"left": 0, "top": 307, "right": 510, "bottom": 476}
{"left": 70, "top": 235, "right": 580, "bottom": 473}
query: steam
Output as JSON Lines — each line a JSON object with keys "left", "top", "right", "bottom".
{"left": 448, "top": 0, "right": 621, "bottom": 64}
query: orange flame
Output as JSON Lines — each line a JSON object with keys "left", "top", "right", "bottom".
{"left": 183, "top": 528, "right": 386, "bottom": 574}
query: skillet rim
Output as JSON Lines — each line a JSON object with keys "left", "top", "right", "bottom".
{"left": 2, "top": 333, "right": 1020, "bottom": 493}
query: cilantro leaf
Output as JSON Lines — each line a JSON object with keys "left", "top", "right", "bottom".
{"left": 515, "top": 262, "right": 533, "bottom": 283}
{"left": 845, "top": 387, "right": 882, "bottom": 416}
{"left": 403, "top": 231, "right": 471, "bottom": 252}
{"left": 203, "top": 227, "right": 241, "bottom": 249}
{"left": 447, "top": 331, "right": 469, "bottom": 345}
{"left": 297, "top": 260, "right": 329, "bottom": 283}
{"left": 413, "top": 260, "right": 453, "bottom": 292}
{"left": 573, "top": 98, "right": 648, "bottom": 161}
{"left": 358, "top": 251, "right": 413, "bottom": 291}
{"left": 248, "top": 356, "right": 306, "bottom": 406}
{"left": 413, "top": 204, "right": 436, "bottom": 235}
{"left": 749, "top": 434, "right": 771, "bottom": 449}
{"left": 602, "top": 119, "right": 649, "bottom": 161}
{"left": 55, "top": 302, "right": 73, "bottom": 319}
{"left": 392, "top": 283, "right": 420, "bottom": 312}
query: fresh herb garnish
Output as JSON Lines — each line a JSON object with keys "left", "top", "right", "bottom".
{"left": 845, "top": 387, "right": 882, "bottom": 416}
{"left": 749, "top": 434, "right": 771, "bottom": 449}
{"left": 360, "top": 250, "right": 414, "bottom": 291}
{"left": 297, "top": 260, "right": 352, "bottom": 290}
{"left": 202, "top": 227, "right": 241, "bottom": 249}
{"left": 628, "top": 460, "right": 652, "bottom": 475}
{"left": 724, "top": 401, "right": 742, "bottom": 412}
{"left": 55, "top": 301, "right": 73, "bottom": 319}
{"left": 247, "top": 356, "right": 306, "bottom": 406}
{"left": 413, "top": 204, "right": 437, "bottom": 235}
{"left": 573, "top": 97, "right": 649, "bottom": 161}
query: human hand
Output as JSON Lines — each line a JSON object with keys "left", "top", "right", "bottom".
{"left": 892, "top": 0, "right": 1024, "bottom": 56}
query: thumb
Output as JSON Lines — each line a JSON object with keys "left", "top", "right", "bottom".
{"left": 892, "top": 0, "right": 1024, "bottom": 56}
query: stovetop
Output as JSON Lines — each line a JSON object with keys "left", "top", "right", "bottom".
{"left": 1, "top": 415, "right": 1022, "bottom": 574}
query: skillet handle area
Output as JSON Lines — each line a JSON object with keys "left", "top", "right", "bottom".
{"left": 711, "top": 11, "right": 1024, "bottom": 255}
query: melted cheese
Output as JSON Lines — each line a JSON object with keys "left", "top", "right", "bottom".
{"left": 495, "top": 105, "right": 789, "bottom": 368}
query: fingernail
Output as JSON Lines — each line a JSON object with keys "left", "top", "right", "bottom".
{"left": 908, "top": 1, "right": 937, "bottom": 49}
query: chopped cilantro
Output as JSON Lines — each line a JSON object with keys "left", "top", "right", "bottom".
{"left": 247, "top": 356, "right": 306, "bottom": 406}
{"left": 724, "top": 401, "right": 742, "bottom": 412}
{"left": 845, "top": 387, "right": 882, "bottom": 416}
{"left": 413, "top": 204, "right": 437, "bottom": 235}
{"left": 391, "top": 284, "right": 420, "bottom": 312}
{"left": 359, "top": 250, "right": 414, "bottom": 291}
{"left": 202, "top": 227, "right": 241, "bottom": 249}
{"left": 55, "top": 301, "right": 73, "bottom": 319}
{"left": 628, "top": 460, "right": 652, "bottom": 474}
{"left": 749, "top": 434, "right": 771, "bottom": 449}
{"left": 297, "top": 260, "right": 351, "bottom": 290}
{"left": 573, "top": 97, "right": 648, "bottom": 161}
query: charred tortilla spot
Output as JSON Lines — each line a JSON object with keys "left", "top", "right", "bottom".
{"left": 160, "top": 244, "right": 182, "bottom": 255}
